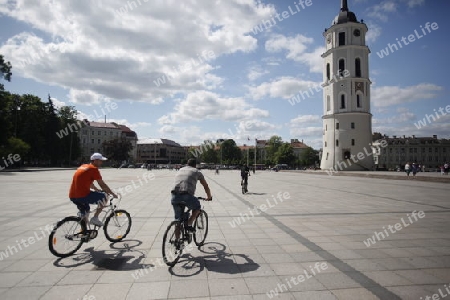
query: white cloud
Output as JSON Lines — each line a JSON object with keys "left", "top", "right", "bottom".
{"left": 248, "top": 77, "right": 319, "bottom": 100}
{"left": 372, "top": 83, "right": 443, "bottom": 107}
{"left": 0, "top": 0, "right": 275, "bottom": 104}
{"left": 247, "top": 66, "right": 270, "bottom": 81}
{"left": 367, "top": 1, "right": 397, "bottom": 22}
{"left": 290, "top": 115, "right": 321, "bottom": 125}
{"left": 158, "top": 90, "right": 269, "bottom": 125}
{"left": 366, "top": 22, "right": 382, "bottom": 44}
{"left": 265, "top": 34, "right": 324, "bottom": 73}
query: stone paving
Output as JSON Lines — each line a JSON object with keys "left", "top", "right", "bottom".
{"left": 0, "top": 168, "right": 449, "bottom": 299}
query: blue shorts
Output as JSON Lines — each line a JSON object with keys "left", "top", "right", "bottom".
{"left": 70, "top": 191, "right": 107, "bottom": 214}
{"left": 171, "top": 193, "right": 200, "bottom": 220}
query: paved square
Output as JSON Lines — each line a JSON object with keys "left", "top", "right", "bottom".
{"left": 0, "top": 169, "right": 449, "bottom": 299}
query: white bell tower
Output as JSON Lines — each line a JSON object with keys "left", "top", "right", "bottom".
{"left": 320, "top": 0, "right": 374, "bottom": 171}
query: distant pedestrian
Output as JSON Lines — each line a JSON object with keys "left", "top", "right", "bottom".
{"left": 444, "top": 162, "right": 449, "bottom": 175}
{"left": 404, "top": 162, "right": 411, "bottom": 177}
{"left": 412, "top": 163, "right": 418, "bottom": 178}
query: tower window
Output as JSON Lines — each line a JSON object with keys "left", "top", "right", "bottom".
{"left": 351, "top": 122, "right": 355, "bottom": 129}
{"left": 326, "top": 63, "right": 330, "bottom": 80}
{"left": 326, "top": 125, "right": 327, "bottom": 131}
{"left": 340, "top": 95, "right": 346, "bottom": 109}
{"left": 325, "top": 142, "right": 327, "bottom": 147}
{"left": 339, "top": 32, "right": 345, "bottom": 46}
{"left": 336, "top": 123, "right": 339, "bottom": 130}
{"left": 336, "top": 139, "right": 339, "bottom": 147}
{"left": 339, "top": 59, "right": 345, "bottom": 76}
{"left": 352, "top": 139, "right": 355, "bottom": 146}
{"left": 344, "top": 151, "right": 351, "bottom": 159}
{"left": 355, "top": 58, "right": 361, "bottom": 77}
{"left": 357, "top": 95, "right": 361, "bottom": 108}
{"left": 327, "top": 96, "right": 330, "bottom": 111}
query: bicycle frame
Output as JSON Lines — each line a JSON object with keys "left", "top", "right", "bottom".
{"left": 80, "top": 194, "right": 122, "bottom": 230}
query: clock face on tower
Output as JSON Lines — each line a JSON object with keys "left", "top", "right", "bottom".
{"left": 353, "top": 29, "right": 361, "bottom": 37}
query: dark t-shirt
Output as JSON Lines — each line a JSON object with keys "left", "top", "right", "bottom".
{"left": 241, "top": 166, "right": 249, "bottom": 177}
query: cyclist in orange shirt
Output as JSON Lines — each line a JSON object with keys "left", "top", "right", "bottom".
{"left": 69, "top": 153, "right": 118, "bottom": 226}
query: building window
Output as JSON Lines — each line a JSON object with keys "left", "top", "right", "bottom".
{"left": 82, "top": 139, "right": 86, "bottom": 144}
{"left": 336, "top": 123, "right": 339, "bottom": 130}
{"left": 336, "top": 139, "right": 339, "bottom": 147}
{"left": 91, "top": 139, "right": 94, "bottom": 143}
{"left": 327, "top": 96, "right": 330, "bottom": 111}
{"left": 352, "top": 139, "right": 355, "bottom": 146}
{"left": 429, "top": 148, "right": 432, "bottom": 152}
{"left": 435, "top": 147, "right": 438, "bottom": 152}
{"left": 339, "top": 32, "right": 345, "bottom": 46}
{"left": 355, "top": 58, "right": 361, "bottom": 77}
{"left": 90, "top": 148, "right": 94, "bottom": 152}
{"left": 339, "top": 59, "right": 345, "bottom": 76}
{"left": 351, "top": 122, "right": 355, "bottom": 129}
{"left": 91, "top": 131, "right": 95, "bottom": 135}
{"left": 82, "top": 130, "right": 87, "bottom": 135}
{"left": 357, "top": 94, "right": 361, "bottom": 108}
{"left": 340, "top": 94, "right": 346, "bottom": 109}
{"left": 97, "top": 131, "right": 101, "bottom": 135}
{"left": 325, "top": 142, "right": 327, "bottom": 147}
{"left": 326, "top": 152, "right": 329, "bottom": 160}
{"left": 344, "top": 151, "right": 350, "bottom": 159}
{"left": 326, "top": 63, "right": 330, "bottom": 80}
{"left": 98, "top": 139, "right": 101, "bottom": 144}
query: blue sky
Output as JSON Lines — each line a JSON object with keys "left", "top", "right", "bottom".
{"left": 0, "top": 0, "right": 448, "bottom": 149}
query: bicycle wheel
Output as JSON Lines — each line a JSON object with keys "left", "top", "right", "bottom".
{"left": 162, "top": 221, "right": 183, "bottom": 266}
{"left": 194, "top": 210, "right": 208, "bottom": 246}
{"left": 49, "top": 216, "right": 86, "bottom": 258}
{"left": 104, "top": 209, "right": 132, "bottom": 242}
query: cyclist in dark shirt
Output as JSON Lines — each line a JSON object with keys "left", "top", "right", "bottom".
{"left": 240, "top": 164, "right": 250, "bottom": 188}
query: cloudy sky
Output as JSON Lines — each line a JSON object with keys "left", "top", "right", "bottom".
{"left": 0, "top": 0, "right": 448, "bottom": 148}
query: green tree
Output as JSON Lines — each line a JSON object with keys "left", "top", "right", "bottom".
{"left": 102, "top": 138, "right": 133, "bottom": 163}
{"left": 4, "top": 137, "right": 30, "bottom": 167}
{"left": 57, "top": 105, "right": 82, "bottom": 164}
{"left": 221, "top": 139, "right": 241, "bottom": 165}
{"left": 266, "top": 135, "right": 283, "bottom": 165}
{"left": 299, "top": 147, "right": 317, "bottom": 166}
{"left": 200, "top": 140, "right": 218, "bottom": 163}
{"left": 372, "top": 132, "right": 384, "bottom": 141}
{"left": 0, "top": 54, "right": 12, "bottom": 91}
{"left": 274, "top": 143, "right": 296, "bottom": 165}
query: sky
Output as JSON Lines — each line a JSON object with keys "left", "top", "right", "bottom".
{"left": 0, "top": 0, "right": 449, "bottom": 149}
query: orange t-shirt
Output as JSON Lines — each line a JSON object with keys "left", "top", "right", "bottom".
{"left": 69, "top": 164, "right": 102, "bottom": 198}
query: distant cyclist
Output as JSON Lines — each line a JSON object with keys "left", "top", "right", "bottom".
{"left": 240, "top": 164, "right": 250, "bottom": 190}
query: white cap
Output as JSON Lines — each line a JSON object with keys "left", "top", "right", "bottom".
{"left": 90, "top": 153, "right": 108, "bottom": 161}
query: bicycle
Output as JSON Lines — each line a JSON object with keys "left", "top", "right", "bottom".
{"left": 162, "top": 197, "right": 209, "bottom": 267}
{"left": 241, "top": 176, "right": 249, "bottom": 194}
{"left": 48, "top": 194, "right": 132, "bottom": 258}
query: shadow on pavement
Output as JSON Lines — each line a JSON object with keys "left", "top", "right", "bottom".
{"left": 169, "top": 242, "right": 259, "bottom": 277}
{"left": 52, "top": 239, "right": 154, "bottom": 271}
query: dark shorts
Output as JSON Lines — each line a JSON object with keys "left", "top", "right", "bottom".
{"left": 70, "top": 191, "right": 107, "bottom": 214}
{"left": 171, "top": 193, "right": 200, "bottom": 220}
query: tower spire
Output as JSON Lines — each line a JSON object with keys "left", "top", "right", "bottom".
{"left": 341, "top": 0, "right": 348, "bottom": 11}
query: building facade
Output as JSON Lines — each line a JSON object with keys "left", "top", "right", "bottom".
{"left": 320, "top": 0, "right": 374, "bottom": 171}
{"left": 78, "top": 121, "right": 138, "bottom": 162}
{"left": 136, "top": 138, "right": 186, "bottom": 165}
{"left": 373, "top": 135, "right": 450, "bottom": 170}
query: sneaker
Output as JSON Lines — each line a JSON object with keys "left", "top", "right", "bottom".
{"left": 186, "top": 225, "right": 196, "bottom": 232}
{"left": 90, "top": 216, "right": 104, "bottom": 227}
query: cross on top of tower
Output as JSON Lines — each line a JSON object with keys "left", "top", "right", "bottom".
{"left": 341, "top": 0, "right": 349, "bottom": 12}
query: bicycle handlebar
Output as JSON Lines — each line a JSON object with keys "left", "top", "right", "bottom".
{"left": 198, "top": 197, "right": 212, "bottom": 201}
